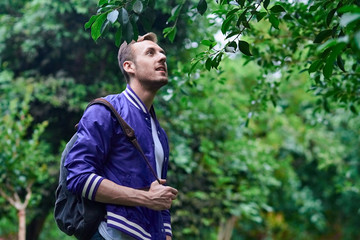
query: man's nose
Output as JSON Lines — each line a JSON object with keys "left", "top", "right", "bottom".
{"left": 158, "top": 52, "right": 166, "bottom": 63}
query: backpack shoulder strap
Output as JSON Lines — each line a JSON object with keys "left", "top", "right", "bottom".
{"left": 87, "top": 98, "right": 136, "bottom": 141}
{"left": 87, "top": 98, "right": 160, "bottom": 184}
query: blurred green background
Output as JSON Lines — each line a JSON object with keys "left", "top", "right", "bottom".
{"left": 1, "top": 0, "right": 359, "bottom": 239}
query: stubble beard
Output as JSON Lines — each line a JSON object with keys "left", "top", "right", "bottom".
{"left": 140, "top": 77, "right": 168, "bottom": 92}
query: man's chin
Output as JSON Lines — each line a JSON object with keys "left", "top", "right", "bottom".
{"left": 155, "top": 78, "right": 168, "bottom": 88}
{"left": 142, "top": 78, "right": 168, "bottom": 91}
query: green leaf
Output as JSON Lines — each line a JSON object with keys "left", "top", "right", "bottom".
{"left": 98, "top": 0, "right": 108, "bottom": 7}
{"left": 270, "top": 95, "right": 277, "bottom": 107}
{"left": 168, "top": 4, "right": 181, "bottom": 23}
{"left": 163, "top": 27, "right": 171, "bottom": 34}
{"left": 189, "top": 59, "right": 200, "bottom": 74}
{"left": 270, "top": 5, "right": 286, "bottom": 14}
{"left": 355, "top": 31, "right": 360, "bottom": 50}
{"left": 319, "top": 47, "right": 333, "bottom": 59}
{"left": 101, "top": 19, "right": 110, "bottom": 35}
{"left": 131, "top": 17, "right": 139, "bottom": 41}
{"left": 225, "top": 41, "right": 237, "bottom": 52}
{"left": 340, "top": 13, "right": 360, "bottom": 27}
{"left": 256, "top": 12, "right": 267, "bottom": 22}
{"left": 269, "top": 14, "right": 279, "bottom": 29}
{"left": 309, "top": 2, "right": 322, "bottom": 12}
{"left": 123, "top": 21, "right": 134, "bottom": 43}
{"left": 119, "top": 8, "right": 129, "bottom": 25}
{"left": 84, "top": 15, "right": 99, "bottom": 30}
{"left": 228, "top": 41, "right": 237, "bottom": 48}
{"left": 263, "top": 0, "right": 270, "bottom": 10}
{"left": 226, "top": 8, "right": 240, "bottom": 18}
{"left": 163, "top": 27, "right": 177, "bottom": 43}
{"left": 115, "top": 26, "right": 122, "bottom": 47}
{"left": 242, "top": 20, "right": 251, "bottom": 29}
{"left": 133, "top": 0, "right": 143, "bottom": 14}
{"left": 317, "top": 39, "right": 337, "bottom": 53}
{"left": 336, "top": 55, "right": 345, "bottom": 72}
{"left": 226, "top": 29, "right": 241, "bottom": 39}
{"left": 91, "top": 13, "right": 107, "bottom": 41}
{"left": 213, "top": 52, "right": 223, "bottom": 69}
{"left": 323, "top": 58, "right": 334, "bottom": 79}
{"left": 221, "top": 15, "right": 235, "bottom": 34}
{"left": 338, "top": 5, "right": 360, "bottom": 13}
{"left": 314, "top": 30, "right": 332, "bottom": 43}
{"left": 107, "top": 9, "right": 119, "bottom": 24}
{"left": 238, "top": 40, "right": 252, "bottom": 56}
{"left": 131, "top": 14, "right": 139, "bottom": 24}
{"left": 168, "top": 27, "right": 177, "bottom": 43}
{"left": 323, "top": 98, "right": 330, "bottom": 112}
{"left": 309, "top": 60, "right": 323, "bottom": 73}
{"left": 350, "top": 105, "right": 358, "bottom": 114}
{"left": 200, "top": 40, "right": 213, "bottom": 46}
{"left": 237, "top": 10, "right": 247, "bottom": 24}
{"left": 205, "top": 57, "right": 212, "bottom": 71}
{"left": 237, "top": 0, "right": 245, "bottom": 8}
{"left": 326, "top": 9, "right": 336, "bottom": 26}
{"left": 197, "top": 0, "right": 207, "bottom": 15}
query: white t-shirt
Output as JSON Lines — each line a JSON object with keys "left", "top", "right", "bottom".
{"left": 150, "top": 117, "right": 164, "bottom": 179}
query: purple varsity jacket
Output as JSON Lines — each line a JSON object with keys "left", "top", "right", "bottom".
{"left": 65, "top": 85, "right": 172, "bottom": 240}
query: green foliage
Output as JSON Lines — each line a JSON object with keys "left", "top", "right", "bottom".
{"left": 1, "top": 0, "right": 360, "bottom": 239}
{"left": 158, "top": 55, "right": 360, "bottom": 239}
{"left": 0, "top": 77, "right": 53, "bottom": 236}
{"left": 86, "top": 0, "right": 360, "bottom": 113}
{"left": 0, "top": 78, "right": 50, "bottom": 185}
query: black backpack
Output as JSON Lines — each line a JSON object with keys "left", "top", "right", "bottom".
{"left": 54, "top": 98, "right": 160, "bottom": 239}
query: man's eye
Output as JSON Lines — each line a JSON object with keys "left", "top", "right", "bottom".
{"left": 147, "top": 51, "right": 153, "bottom": 55}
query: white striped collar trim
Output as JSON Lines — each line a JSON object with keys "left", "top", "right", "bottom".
{"left": 123, "top": 91, "right": 140, "bottom": 110}
{"left": 124, "top": 87, "right": 147, "bottom": 113}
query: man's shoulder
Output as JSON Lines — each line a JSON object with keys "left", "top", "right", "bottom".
{"left": 102, "top": 93, "right": 128, "bottom": 115}
{"left": 103, "top": 93, "right": 122, "bottom": 104}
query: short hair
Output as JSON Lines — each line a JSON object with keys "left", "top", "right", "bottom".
{"left": 118, "top": 32, "right": 158, "bottom": 82}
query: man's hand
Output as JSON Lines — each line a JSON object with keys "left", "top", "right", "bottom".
{"left": 146, "top": 179, "right": 178, "bottom": 211}
{"left": 166, "top": 235, "right": 172, "bottom": 240}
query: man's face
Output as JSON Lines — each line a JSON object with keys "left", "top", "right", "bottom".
{"left": 130, "top": 40, "right": 168, "bottom": 89}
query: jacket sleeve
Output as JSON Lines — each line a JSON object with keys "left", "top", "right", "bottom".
{"left": 162, "top": 209, "right": 172, "bottom": 237}
{"left": 65, "top": 104, "right": 114, "bottom": 201}
{"left": 161, "top": 129, "right": 172, "bottom": 236}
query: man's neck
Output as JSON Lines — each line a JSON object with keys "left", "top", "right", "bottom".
{"left": 129, "top": 81, "right": 157, "bottom": 111}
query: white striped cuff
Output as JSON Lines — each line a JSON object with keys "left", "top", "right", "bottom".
{"left": 164, "top": 223, "right": 172, "bottom": 236}
{"left": 81, "top": 173, "right": 102, "bottom": 200}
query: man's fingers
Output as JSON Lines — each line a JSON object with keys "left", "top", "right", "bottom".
{"left": 168, "top": 187, "right": 178, "bottom": 195}
{"left": 166, "top": 187, "right": 178, "bottom": 200}
{"left": 159, "top": 179, "right": 167, "bottom": 185}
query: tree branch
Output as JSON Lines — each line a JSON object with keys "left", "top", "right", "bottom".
{"left": 0, "top": 188, "right": 17, "bottom": 207}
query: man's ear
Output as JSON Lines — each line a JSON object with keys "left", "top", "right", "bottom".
{"left": 123, "top": 61, "right": 135, "bottom": 75}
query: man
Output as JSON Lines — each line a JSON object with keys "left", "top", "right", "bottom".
{"left": 65, "top": 32, "right": 178, "bottom": 240}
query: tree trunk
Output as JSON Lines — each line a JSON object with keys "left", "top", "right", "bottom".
{"left": 18, "top": 208, "right": 26, "bottom": 240}
{"left": 0, "top": 182, "right": 32, "bottom": 240}
{"left": 217, "top": 216, "right": 238, "bottom": 240}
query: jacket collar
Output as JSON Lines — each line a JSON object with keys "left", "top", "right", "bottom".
{"left": 123, "top": 85, "right": 148, "bottom": 114}
{"left": 123, "top": 85, "right": 157, "bottom": 119}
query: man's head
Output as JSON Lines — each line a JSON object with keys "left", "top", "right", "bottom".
{"left": 118, "top": 33, "right": 168, "bottom": 89}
